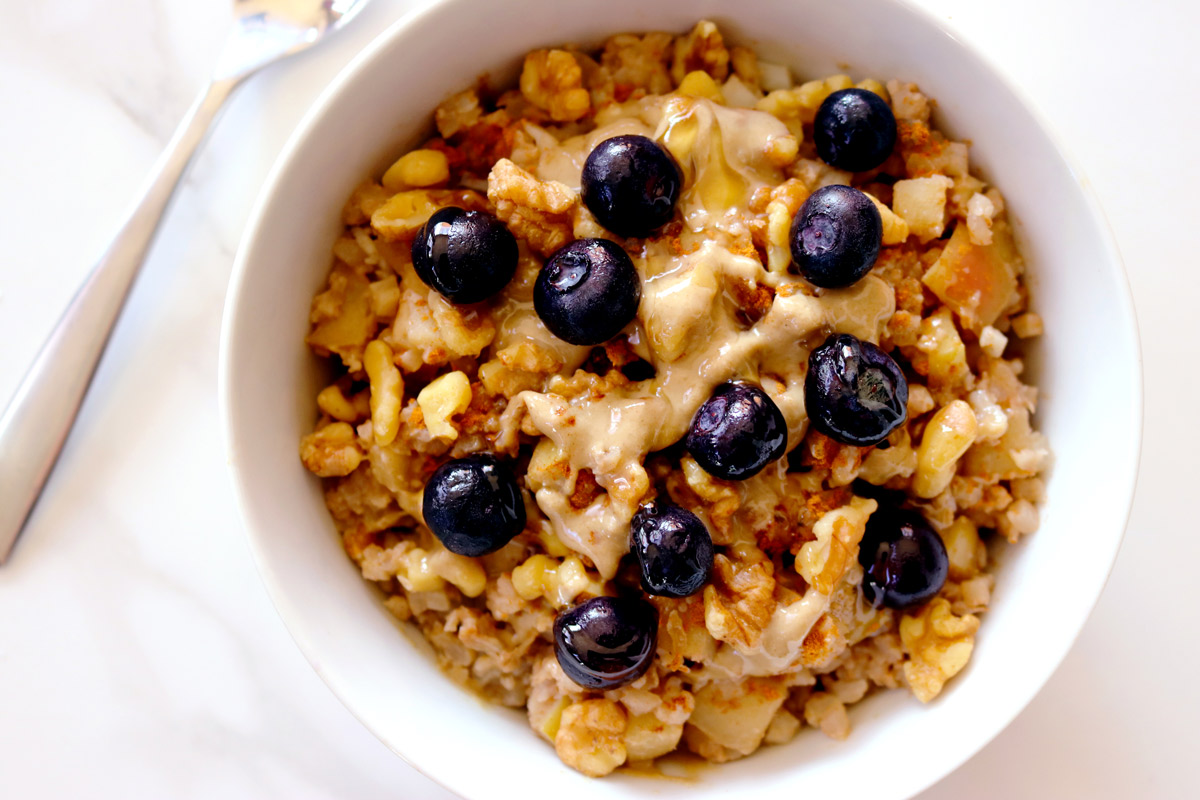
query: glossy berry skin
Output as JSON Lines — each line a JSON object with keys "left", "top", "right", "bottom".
{"left": 422, "top": 454, "right": 526, "bottom": 557}
{"left": 813, "top": 88, "right": 898, "bottom": 172}
{"left": 858, "top": 508, "right": 949, "bottom": 610}
{"left": 686, "top": 382, "right": 788, "bottom": 481}
{"left": 411, "top": 206, "right": 518, "bottom": 303}
{"left": 534, "top": 238, "right": 641, "bottom": 345}
{"left": 553, "top": 596, "right": 658, "bottom": 690}
{"left": 806, "top": 334, "right": 908, "bottom": 446}
{"left": 581, "top": 135, "right": 682, "bottom": 238}
{"left": 789, "top": 185, "right": 882, "bottom": 289}
{"left": 630, "top": 501, "right": 714, "bottom": 598}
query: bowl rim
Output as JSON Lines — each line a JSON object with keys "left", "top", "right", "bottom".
{"left": 218, "top": 0, "right": 1144, "bottom": 796}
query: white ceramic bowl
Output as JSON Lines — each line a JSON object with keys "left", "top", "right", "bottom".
{"left": 219, "top": 0, "right": 1142, "bottom": 797}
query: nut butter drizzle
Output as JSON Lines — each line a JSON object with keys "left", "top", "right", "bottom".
{"left": 497, "top": 96, "right": 894, "bottom": 620}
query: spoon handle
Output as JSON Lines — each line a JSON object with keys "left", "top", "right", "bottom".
{"left": 0, "top": 75, "right": 238, "bottom": 563}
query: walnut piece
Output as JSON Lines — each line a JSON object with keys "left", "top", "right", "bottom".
{"left": 520, "top": 49, "right": 591, "bottom": 122}
{"left": 601, "top": 33, "right": 674, "bottom": 97}
{"left": 654, "top": 594, "right": 717, "bottom": 671}
{"left": 487, "top": 158, "right": 577, "bottom": 256}
{"left": 900, "top": 597, "right": 980, "bottom": 702}
{"left": 672, "top": 20, "right": 730, "bottom": 83}
{"left": 306, "top": 264, "right": 375, "bottom": 372}
{"left": 299, "top": 422, "right": 363, "bottom": 477}
{"left": 434, "top": 88, "right": 482, "bottom": 138}
{"left": 681, "top": 456, "right": 740, "bottom": 533}
{"left": 703, "top": 551, "right": 777, "bottom": 651}
{"left": 554, "top": 699, "right": 628, "bottom": 777}
{"left": 796, "top": 496, "right": 876, "bottom": 595}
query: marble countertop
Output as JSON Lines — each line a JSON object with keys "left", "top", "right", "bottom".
{"left": 1, "top": 1, "right": 1195, "bottom": 797}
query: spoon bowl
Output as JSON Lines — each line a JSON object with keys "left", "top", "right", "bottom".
{"left": 0, "top": 0, "right": 372, "bottom": 563}
{"left": 219, "top": 0, "right": 371, "bottom": 78}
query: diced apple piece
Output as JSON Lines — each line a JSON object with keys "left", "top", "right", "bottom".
{"left": 686, "top": 677, "right": 786, "bottom": 756}
{"left": 962, "top": 406, "right": 1050, "bottom": 481}
{"left": 922, "top": 222, "right": 1020, "bottom": 330}
{"left": 307, "top": 263, "right": 376, "bottom": 370}
{"left": 370, "top": 190, "right": 440, "bottom": 240}
{"left": 892, "top": 175, "right": 952, "bottom": 242}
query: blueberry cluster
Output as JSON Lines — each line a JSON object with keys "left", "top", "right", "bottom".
{"left": 420, "top": 455, "right": 714, "bottom": 690}
{"left": 411, "top": 135, "right": 681, "bottom": 346}
{"left": 416, "top": 96, "right": 944, "bottom": 691}
{"left": 793, "top": 89, "right": 911, "bottom": 448}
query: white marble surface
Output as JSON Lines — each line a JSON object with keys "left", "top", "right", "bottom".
{"left": 1, "top": 0, "right": 1195, "bottom": 796}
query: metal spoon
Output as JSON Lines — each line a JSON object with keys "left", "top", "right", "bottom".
{"left": 0, "top": 0, "right": 371, "bottom": 563}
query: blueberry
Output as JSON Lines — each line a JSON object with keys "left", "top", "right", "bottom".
{"left": 789, "top": 185, "right": 882, "bottom": 289}
{"left": 553, "top": 596, "right": 658, "bottom": 690}
{"left": 858, "top": 508, "right": 948, "bottom": 610}
{"left": 581, "top": 135, "right": 682, "bottom": 238}
{"left": 421, "top": 454, "right": 526, "bottom": 557}
{"left": 686, "top": 382, "right": 788, "bottom": 481}
{"left": 813, "top": 88, "right": 898, "bottom": 172}
{"left": 630, "top": 500, "right": 714, "bottom": 598}
{"left": 805, "top": 333, "right": 908, "bottom": 447}
{"left": 534, "top": 238, "right": 641, "bottom": 345}
{"left": 411, "top": 207, "right": 518, "bottom": 303}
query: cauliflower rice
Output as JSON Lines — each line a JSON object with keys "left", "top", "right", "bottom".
{"left": 298, "top": 20, "right": 1050, "bottom": 776}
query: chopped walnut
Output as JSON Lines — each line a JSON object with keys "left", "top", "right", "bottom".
{"left": 341, "top": 181, "right": 391, "bottom": 226}
{"left": 799, "top": 612, "right": 847, "bottom": 671}
{"left": 496, "top": 339, "right": 565, "bottom": 374}
{"left": 796, "top": 496, "right": 877, "bottom": 595}
{"left": 764, "top": 178, "right": 809, "bottom": 273}
{"left": 654, "top": 594, "right": 717, "bottom": 671}
{"left": 729, "top": 46, "right": 762, "bottom": 89}
{"left": 681, "top": 456, "right": 741, "bottom": 533}
{"left": 941, "top": 516, "right": 987, "bottom": 580}
{"left": 306, "top": 264, "right": 376, "bottom": 372}
{"left": 600, "top": 33, "right": 674, "bottom": 97}
{"left": 900, "top": 597, "right": 980, "bottom": 702}
{"left": 300, "top": 422, "right": 363, "bottom": 477}
{"left": 324, "top": 464, "right": 405, "bottom": 535}
{"left": 382, "top": 594, "right": 411, "bottom": 621}
{"left": 434, "top": 88, "right": 483, "bottom": 138}
{"left": 703, "top": 552, "right": 777, "bottom": 651}
{"left": 671, "top": 20, "right": 730, "bottom": 84}
{"left": 487, "top": 158, "right": 577, "bottom": 256}
{"left": 520, "top": 49, "right": 591, "bottom": 122}
{"left": 555, "top": 699, "right": 628, "bottom": 777}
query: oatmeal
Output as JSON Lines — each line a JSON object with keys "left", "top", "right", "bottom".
{"left": 299, "top": 20, "right": 1049, "bottom": 776}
